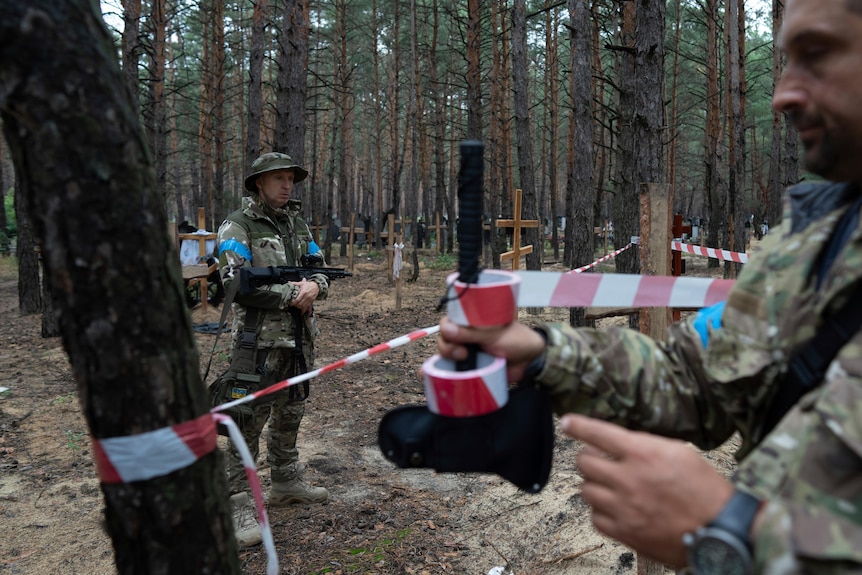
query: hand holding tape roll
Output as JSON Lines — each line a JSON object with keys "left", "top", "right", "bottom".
{"left": 422, "top": 141, "right": 513, "bottom": 417}
{"left": 378, "top": 140, "right": 555, "bottom": 494}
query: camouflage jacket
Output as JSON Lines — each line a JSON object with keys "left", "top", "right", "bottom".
{"left": 217, "top": 196, "right": 328, "bottom": 351}
{"left": 534, "top": 181, "right": 862, "bottom": 573}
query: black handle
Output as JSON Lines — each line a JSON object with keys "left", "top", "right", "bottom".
{"left": 455, "top": 140, "right": 484, "bottom": 371}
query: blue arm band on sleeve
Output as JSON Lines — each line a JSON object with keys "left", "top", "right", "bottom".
{"left": 218, "top": 239, "right": 252, "bottom": 262}
{"left": 693, "top": 301, "right": 726, "bottom": 349}
{"left": 308, "top": 240, "right": 321, "bottom": 254}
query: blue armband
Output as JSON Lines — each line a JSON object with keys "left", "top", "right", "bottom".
{"left": 218, "top": 239, "right": 252, "bottom": 262}
{"left": 693, "top": 301, "right": 725, "bottom": 349}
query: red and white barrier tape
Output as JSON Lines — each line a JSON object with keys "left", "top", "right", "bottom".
{"left": 445, "top": 270, "right": 519, "bottom": 327}
{"left": 570, "top": 242, "right": 634, "bottom": 274}
{"left": 212, "top": 325, "right": 441, "bottom": 414}
{"left": 92, "top": 413, "right": 217, "bottom": 483}
{"left": 213, "top": 414, "right": 279, "bottom": 575}
{"left": 91, "top": 413, "right": 279, "bottom": 574}
{"left": 515, "top": 271, "right": 734, "bottom": 308}
{"left": 671, "top": 241, "right": 748, "bottom": 264}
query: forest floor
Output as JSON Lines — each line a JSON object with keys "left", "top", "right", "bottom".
{"left": 0, "top": 243, "right": 744, "bottom": 575}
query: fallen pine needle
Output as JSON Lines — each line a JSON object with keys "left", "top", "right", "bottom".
{"left": 544, "top": 542, "right": 605, "bottom": 564}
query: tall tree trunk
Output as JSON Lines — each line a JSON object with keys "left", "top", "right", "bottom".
{"left": 371, "top": 0, "right": 384, "bottom": 248}
{"left": 212, "top": 0, "right": 225, "bottom": 226}
{"left": 198, "top": 0, "right": 215, "bottom": 227}
{"left": 0, "top": 2, "right": 238, "bottom": 572}
{"left": 512, "top": 0, "right": 540, "bottom": 271}
{"left": 245, "top": 0, "right": 266, "bottom": 171}
{"left": 667, "top": 0, "right": 682, "bottom": 208}
{"left": 547, "top": 7, "right": 560, "bottom": 264}
{"left": 275, "top": 0, "right": 310, "bottom": 201}
{"left": 143, "top": 0, "right": 168, "bottom": 211}
{"left": 430, "top": 0, "right": 447, "bottom": 255}
{"left": 488, "top": 0, "right": 506, "bottom": 267}
{"left": 611, "top": 1, "right": 639, "bottom": 277}
{"left": 766, "top": 0, "right": 784, "bottom": 230}
{"left": 704, "top": 0, "right": 724, "bottom": 264}
{"left": 14, "top": 174, "right": 41, "bottom": 315}
{"left": 725, "top": 0, "right": 744, "bottom": 277}
{"left": 335, "top": 0, "right": 353, "bottom": 257}
{"left": 465, "top": 0, "right": 482, "bottom": 141}
{"left": 120, "top": 0, "right": 141, "bottom": 114}
{"left": 567, "top": 0, "right": 595, "bottom": 327}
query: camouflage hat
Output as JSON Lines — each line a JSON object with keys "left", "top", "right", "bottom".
{"left": 244, "top": 152, "right": 309, "bottom": 192}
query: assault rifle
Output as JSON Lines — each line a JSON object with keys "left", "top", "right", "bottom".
{"left": 239, "top": 264, "right": 352, "bottom": 295}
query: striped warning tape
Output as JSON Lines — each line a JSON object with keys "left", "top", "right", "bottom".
{"left": 515, "top": 271, "right": 734, "bottom": 308}
{"left": 213, "top": 414, "right": 278, "bottom": 575}
{"left": 91, "top": 413, "right": 279, "bottom": 574}
{"left": 212, "top": 325, "right": 441, "bottom": 414}
{"left": 672, "top": 241, "right": 748, "bottom": 263}
{"left": 570, "top": 242, "right": 634, "bottom": 274}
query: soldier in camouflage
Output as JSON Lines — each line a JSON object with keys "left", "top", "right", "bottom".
{"left": 217, "top": 152, "right": 330, "bottom": 548}
{"left": 438, "top": 0, "right": 862, "bottom": 573}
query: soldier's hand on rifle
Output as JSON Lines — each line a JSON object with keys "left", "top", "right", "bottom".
{"left": 288, "top": 278, "right": 319, "bottom": 314}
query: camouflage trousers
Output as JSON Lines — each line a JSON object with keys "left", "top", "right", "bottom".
{"left": 225, "top": 347, "right": 312, "bottom": 495}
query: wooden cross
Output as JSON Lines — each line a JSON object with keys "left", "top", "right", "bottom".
{"left": 178, "top": 207, "right": 218, "bottom": 312}
{"left": 496, "top": 189, "right": 538, "bottom": 270}
{"left": 424, "top": 212, "right": 444, "bottom": 254}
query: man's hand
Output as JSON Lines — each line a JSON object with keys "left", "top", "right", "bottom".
{"left": 561, "top": 414, "right": 734, "bottom": 568}
{"left": 288, "top": 278, "right": 319, "bottom": 314}
{"left": 437, "top": 316, "right": 546, "bottom": 382}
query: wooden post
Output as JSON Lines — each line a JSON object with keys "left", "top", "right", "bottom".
{"left": 178, "top": 207, "right": 218, "bottom": 312}
{"left": 496, "top": 189, "right": 539, "bottom": 270}
{"left": 638, "top": 184, "right": 672, "bottom": 343}
{"left": 340, "top": 213, "right": 357, "bottom": 271}
{"left": 671, "top": 213, "right": 693, "bottom": 321}
{"left": 637, "top": 184, "right": 672, "bottom": 575}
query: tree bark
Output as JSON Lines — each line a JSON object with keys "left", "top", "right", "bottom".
{"left": 245, "top": 0, "right": 266, "bottom": 172}
{"left": 120, "top": 0, "right": 141, "bottom": 115}
{"left": 512, "top": 0, "right": 540, "bottom": 272}
{"left": 0, "top": 3, "right": 238, "bottom": 573}
{"left": 567, "top": 0, "right": 594, "bottom": 327}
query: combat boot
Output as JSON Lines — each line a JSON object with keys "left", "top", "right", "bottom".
{"left": 230, "top": 492, "right": 262, "bottom": 548}
{"left": 269, "top": 478, "right": 329, "bottom": 506}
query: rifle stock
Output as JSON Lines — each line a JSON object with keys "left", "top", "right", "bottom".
{"left": 239, "top": 265, "right": 352, "bottom": 295}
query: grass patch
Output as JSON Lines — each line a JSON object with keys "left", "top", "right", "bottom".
{"left": 308, "top": 528, "right": 413, "bottom": 575}
{"left": 423, "top": 253, "right": 455, "bottom": 270}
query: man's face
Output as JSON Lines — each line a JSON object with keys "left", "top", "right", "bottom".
{"left": 773, "top": 0, "right": 862, "bottom": 182}
{"left": 256, "top": 169, "right": 295, "bottom": 209}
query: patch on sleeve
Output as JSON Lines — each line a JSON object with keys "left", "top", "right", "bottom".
{"left": 693, "top": 301, "right": 726, "bottom": 348}
{"left": 219, "top": 239, "right": 252, "bottom": 262}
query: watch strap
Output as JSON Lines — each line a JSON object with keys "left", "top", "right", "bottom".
{"left": 708, "top": 489, "right": 761, "bottom": 548}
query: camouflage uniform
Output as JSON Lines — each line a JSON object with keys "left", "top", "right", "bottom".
{"left": 218, "top": 194, "right": 329, "bottom": 495}
{"left": 533, "top": 182, "right": 862, "bottom": 573}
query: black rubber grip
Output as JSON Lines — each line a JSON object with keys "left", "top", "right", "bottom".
{"left": 457, "top": 140, "right": 484, "bottom": 285}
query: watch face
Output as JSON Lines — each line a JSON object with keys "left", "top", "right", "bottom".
{"left": 691, "top": 535, "right": 750, "bottom": 575}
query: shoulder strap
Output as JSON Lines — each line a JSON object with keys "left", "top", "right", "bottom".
{"left": 761, "top": 290, "right": 862, "bottom": 440}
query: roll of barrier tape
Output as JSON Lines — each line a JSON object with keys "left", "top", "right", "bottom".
{"left": 422, "top": 352, "right": 508, "bottom": 417}
{"left": 446, "top": 270, "right": 520, "bottom": 328}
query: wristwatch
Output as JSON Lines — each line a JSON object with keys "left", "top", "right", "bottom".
{"left": 682, "top": 490, "right": 761, "bottom": 575}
